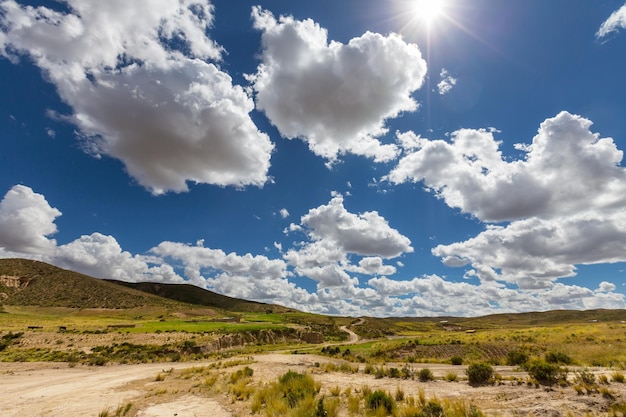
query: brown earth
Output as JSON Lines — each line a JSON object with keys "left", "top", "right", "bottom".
{"left": 1, "top": 353, "right": 624, "bottom": 417}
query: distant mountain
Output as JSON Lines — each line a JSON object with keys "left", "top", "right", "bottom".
{"left": 0, "top": 258, "right": 290, "bottom": 314}
{"left": 108, "top": 280, "right": 291, "bottom": 314}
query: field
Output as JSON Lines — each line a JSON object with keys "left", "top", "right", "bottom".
{"left": 2, "top": 306, "right": 626, "bottom": 416}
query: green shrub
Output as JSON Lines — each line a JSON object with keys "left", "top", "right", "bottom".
{"left": 506, "top": 350, "right": 528, "bottom": 366}
{"left": 450, "top": 356, "right": 463, "bottom": 366}
{"left": 527, "top": 360, "right": 567, "bottom": 386}
{"left": 418, "top": 368, "right": 434, "bottom": 382}
{"left": 279, "top": 371, "right": 319, "bottom": 408}
{"left": 466, "top": 363, "right": 493, "bottom": 386}
{"left": 366, "top": 390, "right": 395, "bottom": 415}
{"left": 545, "top": 351, "right": 572, "bottom": 365}
{"left": 0, "top": 332, "right": 23, "bottom": 352}
{"left": 420, "top": 400, "right": 445, "bottom": 417}
{"left": 400, "top": 365, "right": 414, "bottom": 379}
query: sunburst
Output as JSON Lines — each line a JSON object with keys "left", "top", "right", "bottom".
{"left": 411, "top": 0, "right": 446, "bottom": 25}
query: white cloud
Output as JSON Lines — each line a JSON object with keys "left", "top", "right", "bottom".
{"left": 598, "top": 281, "right": 617, "bottom": 293}
{"left": 149, "top": 241, "right": 317, "bottom": 306}
{"left": 597, "top": 3, "right": 626, "bottom": 39}
{"left": 388, "top": 111, "right": 626, "bottom": 222}
{"left": 433, "top": 212, "right": 626, "bottom": 288}
{"left": 351, "top": 256, "right": 397, "bottom": 276}
{"left": 297, "top": 192, "right": 413, "bottom": 258}
{"left": 0, "top": 184, "right": 623, "bottom": 316}
{"left": 249, "top": 7, "right": 427, "bottom": 163}
{"left": 388, "top": 111, "right": 626, "bottom": 292}
{"left": 0, "top": 0, "right": 274, "bottom": 194}
{"left": 283, "top": 193, "right": 411, "bottom": 292}
{"left": 437, "top": 68, "right": 456, "bottom": 95}
{"left": 55, "top": 233, "right": 183, "bottom": 283}
{"left": 0, "top": 185, "right": 61, "bottom": 254}
{"left": 279, "top": 208, "right": 290, "bottom": 218}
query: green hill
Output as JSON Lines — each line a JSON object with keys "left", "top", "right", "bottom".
{"left": 0, "top": 258, "right": 290, "bottom": 315}
{"left": 107, "top": 280, "right": 291, "bottom": 314}
{"left": 0, "top": 258, "right": 183, "bottom": 309}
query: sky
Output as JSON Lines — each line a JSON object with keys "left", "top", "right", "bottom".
{"left": 1, "top": 0, "right": 626, "bottom": 317}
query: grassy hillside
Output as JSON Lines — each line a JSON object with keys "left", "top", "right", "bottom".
{"left": 108, "top": 280, "right": 292, "bottom": 314}
{"left": 0, "top": 258, "right": 184, "bottom": 309}
{"left": 0, "top": 258, "right": 292, "bottom": 316}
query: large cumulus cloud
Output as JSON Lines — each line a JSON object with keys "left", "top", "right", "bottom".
{"left": 388, "top": 111, "right": 626, "bottom": 222}
{"left": 0, "top": 0, "right": 273, "bottom": 193}
{"left": 389, "top": 111, "right": 626, "bottom": 290}
{"left": 249, "top": 7, "right": 427, "bottom": 163}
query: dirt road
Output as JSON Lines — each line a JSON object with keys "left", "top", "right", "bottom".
{"left": 1, "top": 355, "right": 623, "bottom": 416}
{"left": 0, "top": 362, "right": 232, "bottom": 417}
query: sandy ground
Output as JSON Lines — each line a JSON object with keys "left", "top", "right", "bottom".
{"left": 1, "top": 353, "right": 625, "bottom": 417}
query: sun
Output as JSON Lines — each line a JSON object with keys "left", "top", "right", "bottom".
{"left": 411, "top": 0, "right": 446, "bottom": 24}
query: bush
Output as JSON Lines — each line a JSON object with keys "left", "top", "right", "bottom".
{"left": 418, "top": 368, "right": 434, "bottom": 382}
{"left": 466, "top": 363, "right": 493, "bottom": 386}
{"left": 0, "top": 332, "right": 23, "bottom": 352}
{"left": 366, "top": 390, "right": 395, "bottom": 414}
{"left": 506, "top": 350, "right": 528, "bottom": 366}
{"left": 450, "top": 356, "right": 463, "bottom": 365}
{"left": 420, "top": 401, "right": 445, "bottom": 417}
{"left": 545, "top": 351, "right": 573, "bottom": 365}
{"left": 527, "top": 360, "right": 567, "bottom": 386}
{"left": 444, "top": 372, "right": 458, "bottom": 382}
{"left": 278, "top": 371, "right": 319, "bottom": 407}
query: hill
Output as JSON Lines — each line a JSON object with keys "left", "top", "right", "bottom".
{"left": 107, "top": 280, "right": 291, "bottom": 314}
{"left": 0, "top": 258, "right": 184, "bottom": 309}
{"left": 0, "top": 258, "right": 290, "bottom": 315}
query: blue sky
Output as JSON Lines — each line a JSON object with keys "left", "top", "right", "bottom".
{"left": 1, "top": 0, "right": 626, "bottom": 316}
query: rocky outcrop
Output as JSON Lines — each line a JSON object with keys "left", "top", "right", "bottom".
{"left": 300, "top": 331, "right": 324, "bottom": 344}
{"left": 0, "top": 275, "right": 30, "bottom": 289}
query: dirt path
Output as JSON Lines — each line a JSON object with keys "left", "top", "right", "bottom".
{"left": 339, "top": 325, "right": 359, "bottom": 343}
{"left": 0, "top": 362, "right": 233, "bottom": 417}
{"left": 1, "top": 355, "right": 624, "bottom": 416}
